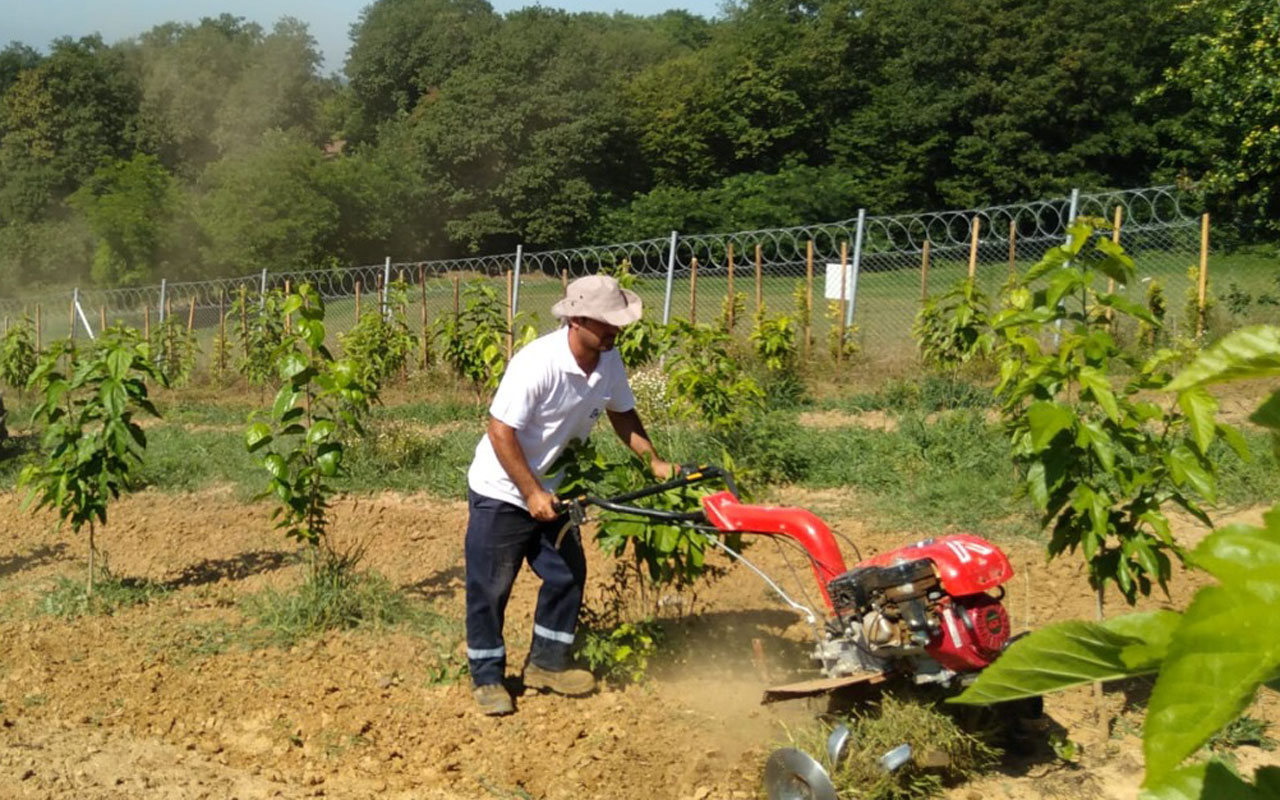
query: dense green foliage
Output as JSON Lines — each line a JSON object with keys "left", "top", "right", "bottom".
{"left": 245, "top": 284, "right": 375, "bottom": 548}
{"left": 994, "top": 222, "right": 1235, "bottom": 604}
{"left": 954, "top": 325, "right": 1280, "bottom": 798}
{"left": 1, "top": 0, "right": 1272, "bottom": 292}
{"left": 18, "top": 327, "right": 164, "bottom": 593}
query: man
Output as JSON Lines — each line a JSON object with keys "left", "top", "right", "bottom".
{"left": 464, "top": 274, "right": 674, "bottom": 716}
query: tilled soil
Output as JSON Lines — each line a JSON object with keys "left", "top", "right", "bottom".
{"left": 0, "top": 486, "right": 1276, "bottom": 799}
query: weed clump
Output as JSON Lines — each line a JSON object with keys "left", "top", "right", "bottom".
{"left": 778, "top": 693, "right": 1000, "bottom": 800}
{"left": 242, "top": 555, "right": 438, "bottom": 648}
{"left": 40, "top": 571, "right": 168, "bottom": 618}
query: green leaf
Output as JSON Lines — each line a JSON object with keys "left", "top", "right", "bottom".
{"left": 1026, "top": 461, "right": 1049, "bottom": 509}
{"left": 1189, "top": 515, "right": 1280, "bottom": 599}
{"left": 949, "top": 613, "right": 1174, "bottom": 705}
{"left": 1167, "top": 326, "right": 1280, "bottom": 390}
{"left": 1178, "top": 386, "right": 1219, "bottom": 454}
{"left": 316, "top": 443, "right": 342, "bottom": 477}
{"left": 1079, "top": 367, "right": 1120, "bottom": 423}
{"left": 1076, "top": 419, "right": 1116, "bottom": 472}
{"left": 272, "top": 386, "right": 299, "bottom": 420}
{"left": 1027, "top": 401, "right": 1075, "bottom": 451}
{"left": 278, "top": 352, "right": 309, "bottom": 381}
{"left": 1139, "top": 760, "right": 1259, "bottom": 800}
{"left": 1144, "top": 582, "right": 1280, "bottom": 784}
{"left": 245, "top": 422, "right": 273, "bottom": 452}
{"left": 1166, "top": 445, "right": 1216, "bottom": 501}
{"left": 1217, "top": 422, "right": 1251, "bottom": 461}
{"left": 263, "top": 453, "right": 287, "bottom": 480}
{"left": 1096, "top": 292, "right": 1159, "bottom": 325}
{"left": 307, "top": 420, "right": 337, "bottom": 445}
{"left": 106, "top": 348, "right": 131, "bottom": 381}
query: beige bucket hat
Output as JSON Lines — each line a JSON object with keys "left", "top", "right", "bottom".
{"left": 551, "top": 274, "right": 643, "bottom": 327}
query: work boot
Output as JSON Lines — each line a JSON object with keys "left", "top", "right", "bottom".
{"left": 522, "top": 663, "right": 597, "bottom": 696}
{"left": 472, "top": 683, "right": 514, "bottom": 716}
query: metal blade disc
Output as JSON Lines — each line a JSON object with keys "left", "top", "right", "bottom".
{"left": 763, "top": 748, "right": 838, "bottom": 800}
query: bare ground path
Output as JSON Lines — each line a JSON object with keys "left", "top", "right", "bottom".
{"left": 1, "top": 488, "right": 1276, "bottom": 799}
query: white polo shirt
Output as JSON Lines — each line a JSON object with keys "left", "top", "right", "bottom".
{"left": 467, "top": 326, "right": 636, "bottom": 509}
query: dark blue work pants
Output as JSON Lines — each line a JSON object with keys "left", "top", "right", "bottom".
{"left": 464, "top": 489, "right": 585, "bottom": 687}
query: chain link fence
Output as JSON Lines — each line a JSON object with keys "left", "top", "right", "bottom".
{"left": 0, "top": 185, "right": 1204, "bottom": 369}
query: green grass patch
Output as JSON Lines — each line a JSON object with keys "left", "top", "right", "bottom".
{"left": 40, "top": 573, "right": 169, "bottom": 618}
{"left": 138, "top": 425, "right": 259, "bottom": 495}
{"left": 344, "top": 423, "right": 477, "bottom": 496}
{"left": 780, "top": 692, "right": 1002, "bottom": 800}
{"left": 241, "top": 559, "right": 458, "bottom": 648}
{"left": 826, "top": 374, "right": 995, "bottom": 414}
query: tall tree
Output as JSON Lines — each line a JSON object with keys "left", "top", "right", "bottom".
{"left": 0, "top": 41, "right": 42, "bottom": 97}
{"left": 403, "top": 8, "right": 682, "bottom": 252}
{"left": 131, "top": 16, "right": 264, "bottom": 173}
{"left": 0, "top": 36, "right": 140, "bottom": 214}
{"left": 1158, "top": 0, "right": 1280, "bottom": 237}
{"left": 197, "top": 129, "right": 339, "bottom": 275}
{"left": 344, "top": 0, "right": 500, "bottom": 143}
{"left": 69, "top": 153, "right": 178, "bottom": 286}
{"left": 213, "top": 18, "right": 330, "bottom": 154}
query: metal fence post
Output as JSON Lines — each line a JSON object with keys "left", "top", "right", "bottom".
{"left": 73, "top": 288, "right": 95, "bottom": 340}
{"left": 662, "top": 230, "right": 678, "bottom": 325}
{"left": 1054, "top": 188, "right": 1081, "bottom": 346}
{"left": 158, "top": 279, "right": 167, "bottom": 325}
{"left": 846, "top": 209, "right": 866, "bottom": 328}
{"left": 381, "top": 256, "right": 391, "bottom": 319}
{"left": 512, "top": 244, "right": 523, "bottom": 320}
{"left": 259, "top": 269, "right": 267, "bottom": 309}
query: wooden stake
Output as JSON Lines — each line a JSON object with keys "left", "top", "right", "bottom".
{"left": 218, "top": 290, "right": 227, "bottom": 376}
{"left": 967, "top": 217, "right": 981, "bottom": 280}
{"left": 1107, "top": 206, "right": 1123, "bottom": 322}
{"left": 836, "top": 241, "right": 850, "bottom": 360}
{"left": 754, "top": 243, "right": 763, "bottom": 314}
{"left": 355, "top": 279, "right": 362, "bottom": 319}
{"left": 1008, "top": 219, "right": 1018, "bottom": 277}
{"left": 283, "top": 281, "right": 291, "bottom": 333}
{"left": 689, "top": 257, "right": 699, "bottom": 324}
{"left": 420, "top": 267, "right": 429, "bottom": 370}
{"left": 805, "top": 240, "right": 814, "bottom": 356}
{"left": 239, "top": 286, "right": 248, "bottom": 359}
{"left": 186, "top": 296, "right": 196, "bottom": 333}
{"left": 68, "top": 298, "right": 76, "bottom": 342}
{"left": 453, "top": 275, "right": 461, "bottom": 318}
{"left": 505, "top": 270, "right": 514, "bottom": 359}
{"left": 1197, "top": 212, "right": 1210, "bottom": 338}
{"left": 561, "top": 269, "right": 569, "bottom": 295}
{"left": 726, "top": 243, "right": 736, "bottom": 330}
{"left": 921, "top": 240, "right": 932, "bottom": 301}
{"left": 143, "top": 304, "right": 150, "bottom": 343}
{"left": 100, "top": 306, "right": 107, "bottom": 334}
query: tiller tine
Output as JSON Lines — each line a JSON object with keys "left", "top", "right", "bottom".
{"left": 762, "top": 671, "right": 889, "bottom": 704}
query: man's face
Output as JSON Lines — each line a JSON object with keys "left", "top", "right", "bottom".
{"left": 574, "top": 316, "right": 621, "bottom": 351}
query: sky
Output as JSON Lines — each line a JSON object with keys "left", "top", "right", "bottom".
{"left": 2, "top": 0, "right": 726, "bottom": 75}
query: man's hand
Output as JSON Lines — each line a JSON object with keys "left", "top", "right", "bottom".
{"left": 649, "top": 459, "right": 677, "bottom": 481}
{"left": 526, "top": 488, "right": 560, "bottom": 521}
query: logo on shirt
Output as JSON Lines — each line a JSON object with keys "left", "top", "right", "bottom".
{"left": 589, "top": 407, "right": 602, "bottom": 420}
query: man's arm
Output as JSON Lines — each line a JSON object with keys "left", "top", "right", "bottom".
{"left": 487, "top": 416, "right": 558, "bottom": 521}
{"left": 606, "top": 408, "right": 675, "bottom": 480}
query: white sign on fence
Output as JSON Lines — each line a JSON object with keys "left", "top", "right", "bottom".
{"left": 824, "top": 263, "right": 854, "bottom": 301}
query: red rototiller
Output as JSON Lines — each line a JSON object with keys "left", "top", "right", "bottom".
{"left": 559, "top": 465, "right": 1015, "bottom": 700}
{"left": 561, "top": 465, "right": 1020, "bottom": 798}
